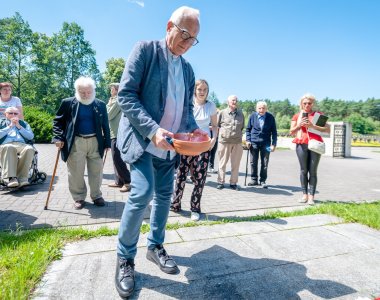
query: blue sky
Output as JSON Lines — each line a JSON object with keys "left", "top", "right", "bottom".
{"left": 2, "top": 0, "right": 379, "bottom": 104}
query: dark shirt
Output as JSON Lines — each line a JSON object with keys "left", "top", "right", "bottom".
{"left": 77, "top": 103, "right": 96, "bottom": 135}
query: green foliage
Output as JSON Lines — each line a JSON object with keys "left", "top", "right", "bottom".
{"left": 103, "top": 57, "right": 125, "bottom": 84}
{"left": 54, "top": 22, "right": 100, "bottom": 92}
{"left": 97, "top": 57, "right": 126, "bottom": 100}
{"left": 208, "top": 91, "right": 220, "bottom": 107}
{"left": 23, "top": 106, "right": 54, "bottom": 143}
{"left": 276, "top": 113, "right": 292, "bottom": 130}
{"left": 0, "top": 12, "right": 34, "bottom": 98}
{"left": 344, "top": 113, "right": 376, "bottom": 134}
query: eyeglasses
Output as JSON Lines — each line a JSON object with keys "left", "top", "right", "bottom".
{"left": 7, "top": 112, "right": 19, "bottom": 115}
{"left": 302, "top": 102, "right": 312, "bottom": 105}
{"left": 173, "top": 24, "right": 199, "bottom": 46}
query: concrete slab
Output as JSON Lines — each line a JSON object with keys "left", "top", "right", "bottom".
{"left": 33, "top": 216, "right": 380, "bottom": 299}
{"left": 238, "top": 226, "right": 370, "bottom": 262}
{"left": 325, "top": 222, "right": 380, "bottom": 249}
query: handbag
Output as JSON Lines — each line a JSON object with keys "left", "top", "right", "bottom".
{"left": 307, "top": 130, "right": 325, "bottom": 155}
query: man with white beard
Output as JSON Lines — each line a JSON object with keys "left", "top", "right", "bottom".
{"left": 53, "top": 76, "right": 111, "bottom": 209}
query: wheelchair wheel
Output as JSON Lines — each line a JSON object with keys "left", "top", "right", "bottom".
{"left": 37, "top": 172, "right": 47, "bottom": 184}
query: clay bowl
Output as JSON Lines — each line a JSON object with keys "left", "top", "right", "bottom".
{"left": 171, "top": 133, "right": 211, "bottom": 156}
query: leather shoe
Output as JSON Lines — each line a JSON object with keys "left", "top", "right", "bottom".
{"left": 146, "top": 245, "right": 179, "bottom": 274}
{"left": 74, "top": 200, "right": 85, "bottom": 210}
{"left": 108, "top": 183, "right": 122, "bottom": 188}
{"left": 115, "top": 257, "right": 135, "bottom": 298}
{"left": 247, "top": 180, "right": 259, "bottom": 186}
{"left": 216, "top": 183, "right": 224, "bottom": 190}
{"left": 120, "top": 184, "right": 131, "bottom": 193}
{"left": 93, "top": 197, "right": 105, "bottom": 206}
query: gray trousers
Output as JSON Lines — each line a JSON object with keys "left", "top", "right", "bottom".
{"left": 67, "top": 137, "right": 103, "bottom": 201}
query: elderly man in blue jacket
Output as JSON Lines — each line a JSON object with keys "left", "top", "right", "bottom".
{"left": 114, "top": 6, "right": 206, "bottom": 298}
{"left": 0, "top": 107, "right": 34, "bottom": 188}
{"left": 246, "top": 101, "right": 277, "bottom": 188}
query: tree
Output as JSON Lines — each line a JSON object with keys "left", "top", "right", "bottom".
{"left": 103, "top": 58, "right": 125, "bottom": 84}
{"left": 0, "top": 12, "right": 34, "bottom": 98}
{"left": 208, "top": 91, "right": 220, "bottom": 108}
{"left": 98, "top": 57, "right": 126, "bottom": 100}
{"left": 53, "top": 22, "right": 100, "bottom": 95}
{"left": 268, "top": 99, "right": 296, "bottom": 117}
{"left": 25, "top": 33, "right": 67, "bottom": 112}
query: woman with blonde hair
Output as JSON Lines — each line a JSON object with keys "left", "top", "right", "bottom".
{"left": 290, "top": 93, "right": 330, "bottom": 205}
{"left": 170, "top": 79, "right": 218, "bottom": 221}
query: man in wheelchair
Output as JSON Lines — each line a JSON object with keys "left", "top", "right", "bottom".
{"left": 0, "top": 106, "right": 35, "bottom": 188}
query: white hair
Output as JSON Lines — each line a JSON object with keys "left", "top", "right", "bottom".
{"left": 74, "top": 76, "right": 96, "bottom": 91}
{"left": 227, "top": 95, "right": 238, "bottom": 102}
{"left": 74, "top": 76, "right": 96, "bottom": 104}
{"left": 256, "top": 101, "right": 267, "bottom": 110}
{"left": 169, "top": 6, "right": 200, "bottom": 25}
{"left": 5, "top": 106, "right": 18, "bottom": 113}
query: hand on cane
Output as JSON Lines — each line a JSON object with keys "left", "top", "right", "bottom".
{"left": 55, "top": 141, "right": 64, "bottom": 148}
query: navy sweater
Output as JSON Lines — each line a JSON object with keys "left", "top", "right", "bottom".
{"left": 246, "top": 112, "right": 277, "bottom": 146}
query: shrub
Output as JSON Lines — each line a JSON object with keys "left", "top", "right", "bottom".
{"left": 344, "top": 113, "right": 376, "bottom": 134}
{"left": 23, "top": 106, "right": 54, "bottom": 143}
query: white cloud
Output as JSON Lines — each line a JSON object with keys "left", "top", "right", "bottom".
{"left": 128, "top": 0, "right": 145, "bottom": 7}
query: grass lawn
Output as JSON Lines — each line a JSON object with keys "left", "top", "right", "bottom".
{"left": 0, "top": 201, "right": 379, "bottom": 299}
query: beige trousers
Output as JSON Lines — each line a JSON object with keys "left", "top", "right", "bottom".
{"left": 0, "top": 142, "right": 35, "bottom": 181}
{"left": 67, "top": 137, "right": 103, "bottom": 201}
{"left": 217, "top": 142, "right": 243, "bottom": 185}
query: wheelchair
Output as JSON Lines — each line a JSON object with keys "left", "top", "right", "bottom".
{"left": 0, "top": 145, "right": 47, "bottom": 189}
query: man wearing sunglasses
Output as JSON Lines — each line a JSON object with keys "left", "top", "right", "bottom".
{"left": 0, "top": 107, "right": 34, "bottom": 188}
{"left": 115, "top": 6, "right": 204, "bottom": 298}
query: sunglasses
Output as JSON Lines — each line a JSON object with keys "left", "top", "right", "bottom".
{"left": 302, "top": 102, "right": 312, "bottom": 105}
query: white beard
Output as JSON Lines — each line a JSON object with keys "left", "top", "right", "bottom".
{"left": 75, "top": 92, "right": 95, "bottom": 105}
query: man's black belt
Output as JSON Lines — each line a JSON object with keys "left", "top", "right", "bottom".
{"left": 77, "top": 134, "right": 96, "bottom": 139}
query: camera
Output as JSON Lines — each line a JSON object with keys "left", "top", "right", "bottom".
{"left": 302, "top": 112, "right": 308, "bottom": 118}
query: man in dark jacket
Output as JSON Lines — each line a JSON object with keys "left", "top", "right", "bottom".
{"left": 53, "top": 76, "right": 111, "bottom": 209}
{"left": 246, "top": 101, "right": 277, "bottom": 188}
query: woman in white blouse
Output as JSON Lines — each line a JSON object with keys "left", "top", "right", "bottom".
{"left": 0, "top": 82, "right": 24, "bottom": 119}
{"left": 170, "top": 79, "right": 218, "bottom": 221}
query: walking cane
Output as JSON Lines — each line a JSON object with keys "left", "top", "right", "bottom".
{"left": 44, "top": 148, "right": 61, "bottom": 210}
{"left": 103, "top": 148, "right": 108, "bottom": 167}
{"left": 244, "top": 147, "right": 249, "bottom": 186}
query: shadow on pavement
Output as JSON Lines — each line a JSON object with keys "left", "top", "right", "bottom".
{"left": 0, "top": 210, "right": 51, "bottom": 231}
{"left": 0, "top": 175, "right": 57, "bottom": 197}
{"left": 133, "top": 245, "right": 356, "bottom": 299}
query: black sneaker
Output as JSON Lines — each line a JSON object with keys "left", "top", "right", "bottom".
{"left": 115, "top": 257, "right": 135, "bottom": 298}
{"left": 216, "top": 183, "right": 224, "bottom": 190}
{"left": 247, "top": 180, "right": 259, "bottom": 186}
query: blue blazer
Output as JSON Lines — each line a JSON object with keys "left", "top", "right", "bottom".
{"left": 117, "top": 39, "right": 198, "bottom": 164}
{"left": 53, "top": 98, "right": 111, "bottom": 162}
{"left": 246, "top": 112, "right": 277, "bottom": 146}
